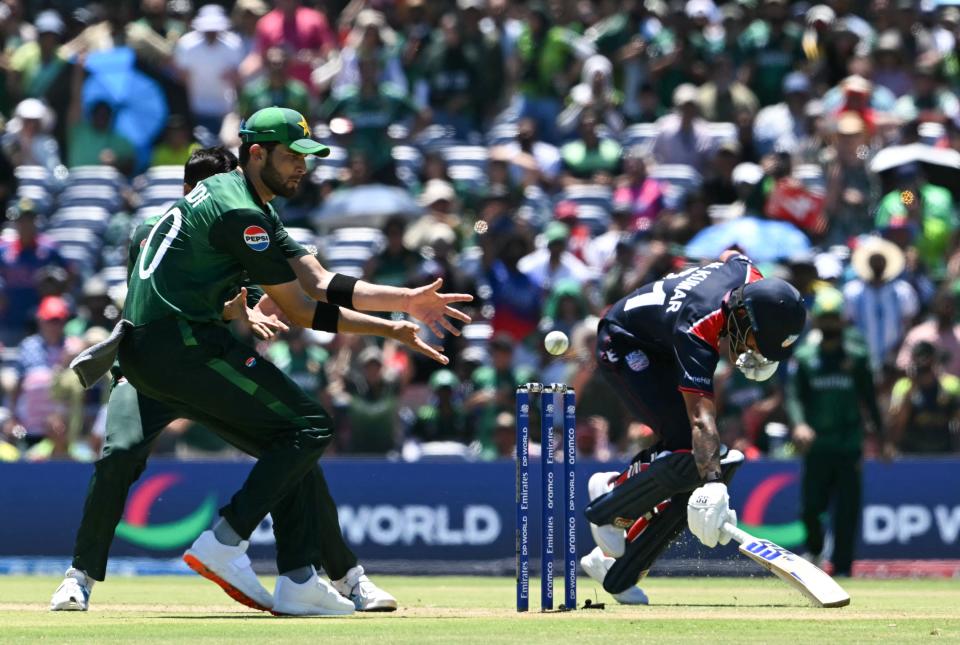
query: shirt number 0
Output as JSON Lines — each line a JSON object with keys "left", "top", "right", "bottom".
{"left": 624, "top": 280, "right": 666, "bottom": 311}
{"left": 138, "top": 207, "right": 182, "bottom": 280}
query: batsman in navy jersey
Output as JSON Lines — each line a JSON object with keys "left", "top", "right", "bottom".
{"left": 581, "top": 251, "right": 806, "bottom": 600}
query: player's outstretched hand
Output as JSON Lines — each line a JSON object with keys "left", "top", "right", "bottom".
{"left": 253, "top": 293, "right": 289, "bottom": 325}
{"left": 406, "top": 278, "right": 473, "bottom": 338}
{"left": 224, "top": 288, "right": 289, "bottom": 340}
{"left": 247, "top": 297, "right": 289, "bottom": 340}
{"left": 389, "top": 320, "right": 449, "bottom": 365}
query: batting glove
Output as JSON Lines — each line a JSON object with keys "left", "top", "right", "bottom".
{"left": 687, "top": 482, "right": 736, "bottom": 548}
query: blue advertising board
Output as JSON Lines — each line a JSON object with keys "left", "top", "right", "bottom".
{"left": 0, "top": 459, "right": 957, "bottom": 569}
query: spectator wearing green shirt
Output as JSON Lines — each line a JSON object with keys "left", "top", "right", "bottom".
{"left": 738, "top": 0, "right": 804, "bottom": 107}
{"left": 66, "top": 100, "right": 136, "bottom": 173}
{"left": 892, "top": 62, "right": 960, "bottom": 124}
{"left": 266, "top": 327, "right": 330, "bottom": 400}
{"left": 342, "top": 346, "right": 402, "bottom": 455}
{"left": 644, "top": 3, "right": 719, "bottom": 108}
{"left": 786, "top": 287, "right": 885, "bottom": 576}
{"left": 150, "top": 115, "right": 195, "bottom": 168}
{"left": 890, "top": 341, "right": 960, "bottom": 455}
{"left": 459, "top": 0, "right": 505, "bottom": 124}
{"left": 875, "top": 164, "right": 959, "bottom": 280}
{"left": 408, "top": 369, "right": 471, "bottom": 445}
{"left": 8, "top": 10, "right": 69, "bottom": 101}
{"left": 481, "top": 410, "right": 518, "bottom": 460}
{"left": 560, "top": 109, "right": 622, "bottom": 185}
{"left": 514, "top": 3, "right": 587, "bottom": 143}
{"left": 467, "top": 334, "right": 535, "bottom": 452}
{"left": 697, "top": 52, "right": 759, "bottom": 122}
{"left": 363, "top": 215, "right": 422, "bottom": 288}
{"left": 321, "top": 55, "right": 428, "bottom": 184}
{"left": 8, "top": 10, "right": 76, "bottom": 151}
{"left": 65, "top": 59, "right": 135, "bottom": 173}
{"left": 238, "top": 47, "right": 311, "bottom": 120}
{"left": 584, "top": 0, "right": 663, "bottom": 121}
{"left": 63, "top": 277, "right": 117, "bottom": 340}
{"left": 125, "top": 0, "right": 186, "bottom": 67}
{"left": 23, "top": 414, "right": 95, "bottom": 463}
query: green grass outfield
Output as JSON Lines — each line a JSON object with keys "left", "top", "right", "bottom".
{"left": 1, "top": 575, "right": 957, "bottom": 643}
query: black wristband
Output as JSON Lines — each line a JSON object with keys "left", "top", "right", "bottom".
{"left": 311, "top": 301, "right": 340, "bottom": 332}
{"left": 327, "top": 273, "right": 358, "bottom": 309}
{"left": 704, "top": 471, "right": 722, "bottom": 483}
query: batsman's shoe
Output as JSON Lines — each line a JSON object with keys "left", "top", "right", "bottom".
{"left": 183, "top": 530, "right": 273, "bottom": 612}
{"left": 613, "top": 585, "right": 650, "bottom": 605}
{"left": 50, "top": 568, "right": 94, "bottom": 611}
{"left": 272, "top": 571, "right": 356, "bottom": 616}
{"left": 589, "top": 471, "right": 626, "bottom": 558}
{"left": 580, "top": 547, "right": 649, "bottom": 606}
{"left": 332, "top": 565, "right": 398, "bottom": 612}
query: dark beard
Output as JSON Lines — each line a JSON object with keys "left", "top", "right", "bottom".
{"left": 261, "top": 158, "right": 298, "bottom": 198}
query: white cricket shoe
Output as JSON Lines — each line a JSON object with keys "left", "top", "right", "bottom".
{"left": 183, "top": 530, "right": 273, "bottom": 612}
{"left": 272, "top": 570, "right": 356, "bottom": 616}
{"left": 332, "top": 565, "right": 398, "bottom": 612}
{"left": 50, "top": 568, "right": 93, "bottom": 611}
{"left": 588, "top": 471, "right": 626, "bottom": 558}
{"left": 580, "top": 546, "right": 649, "bottom": 606}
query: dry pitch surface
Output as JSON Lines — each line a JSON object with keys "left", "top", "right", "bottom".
{"left": 1, "top": 575, "right": 957, "bottom": 643}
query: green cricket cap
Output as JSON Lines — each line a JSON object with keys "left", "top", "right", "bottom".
{"left": 239, "top": 106, "right": 330, "bottom": 157}
{"left": 429, "top": 369, "right": 460, "bottom": 390}
{"left": 811, "top": 286, "right": 844, "bottom": 317}
{"left": 544, "top": 221, "right": 570, "bottom": 244}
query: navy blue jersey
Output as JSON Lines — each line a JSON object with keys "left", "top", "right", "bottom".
{"left": 601, "top": 253, "right": 763, "bottom": 396}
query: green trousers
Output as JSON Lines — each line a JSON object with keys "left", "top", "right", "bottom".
{"left": 73, "top": 316, "right": 356, "bottom": 578}
{"left": 800, "top": 451, "right": 861, "bottom": 576}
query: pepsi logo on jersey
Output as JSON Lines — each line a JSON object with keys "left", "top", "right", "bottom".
{"left": 243, "top": 226, "right": 270, "bottom": 252}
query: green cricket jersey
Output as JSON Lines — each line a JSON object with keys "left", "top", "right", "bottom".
{"left": 785, "top": 331, "right": 881, "bottom": 455}
{"left": 124, "top": 170, "right": 305, "bottom": 326}
{"left": 128, "top": 211, "right": 266, "bottom": 310}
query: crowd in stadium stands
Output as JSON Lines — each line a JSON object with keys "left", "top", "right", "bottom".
{"left": 1, "top": 0, "right": 960, "bottom": 462}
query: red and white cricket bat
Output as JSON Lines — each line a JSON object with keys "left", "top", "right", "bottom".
{"left": 722, "top": 522, "right": 851, "bottom": 608}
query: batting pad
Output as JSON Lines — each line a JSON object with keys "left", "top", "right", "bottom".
{"left": 600, "top": 450, "right": 746, "bottom": 593}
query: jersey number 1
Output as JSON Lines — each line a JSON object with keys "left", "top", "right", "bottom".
{"left": 624, "top": 280, "right": 666, "bottom": 311}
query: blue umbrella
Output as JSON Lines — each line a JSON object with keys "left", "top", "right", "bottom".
{"left": 82, "top": 47, "right": 168, "bottom": 173}
{"left": 685, "top": 216, "right": 811, "bottom": 263}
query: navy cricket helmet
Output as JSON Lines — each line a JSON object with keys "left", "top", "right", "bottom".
{"left": 732, "top": 278, "right": 807, "bottom": 361}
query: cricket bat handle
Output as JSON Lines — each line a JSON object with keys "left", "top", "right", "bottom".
{"left": 721, "top": 521, "right": 750, "bottom": 545}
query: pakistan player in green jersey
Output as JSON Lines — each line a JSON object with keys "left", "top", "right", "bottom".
{"left": 785, "top": 287, "right": 886, "bottom": 577}
{"left": 120, "top": 107, "right": 471, "bottom": 616}
{"left": 53, "top": 147, "right": 399, "bottom": 613}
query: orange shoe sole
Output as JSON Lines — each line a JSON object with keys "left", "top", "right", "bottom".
{"left": 183, "top": 553, "right": 271, "bottom": 612}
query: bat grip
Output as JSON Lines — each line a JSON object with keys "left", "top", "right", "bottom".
{"left": 721, "top": 521, "right": 749, "bottom": 545}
